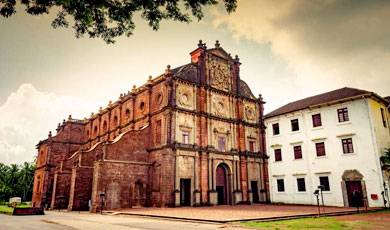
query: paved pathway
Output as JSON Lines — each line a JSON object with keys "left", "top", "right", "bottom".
{"left": 0, "top": 211, "right": 244, "bottom": 230}
{"left": 112, "top": 204, "right": 364, "bottom": 222}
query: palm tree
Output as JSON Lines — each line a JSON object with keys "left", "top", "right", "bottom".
{"left": 18, "top": 162, "right": 35, "bottom": 201}
{"left": 7, "top": 164, "right": 20, "bottom": 198}
{"left": 0, "top": 163, "right": 11, "bottom": 201}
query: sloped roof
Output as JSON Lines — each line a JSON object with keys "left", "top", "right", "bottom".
{"left": 265, "top": 87, "right": 387, "bottom": 119}
{"left": 171, "top": 63, "right": 198, "bottom": 83}
{"left": 239, "top": 80, "right": 256, "bottom": 99}
{"left": 385, "top": 96, "right": 390, "bottom": 104}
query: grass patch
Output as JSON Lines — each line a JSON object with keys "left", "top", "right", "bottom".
{"left": 0, "top": 205, "right": 14, "bottom": 215}
{"left": 0, "top": 203, "right": 32, "bottom": 215}
{"left": 241, "top": 217, "right": 371, "bottom": 230}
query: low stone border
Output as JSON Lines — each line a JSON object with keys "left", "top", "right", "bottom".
{"left": 13, "top": 207, "right": 45, "bottom": 216}
{"left": 104, "top": 208, "right": 384, "bottom": 224}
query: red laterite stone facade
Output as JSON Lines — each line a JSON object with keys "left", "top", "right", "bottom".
{"left": 32, "top": 41, "right": 269, "bottom": 211}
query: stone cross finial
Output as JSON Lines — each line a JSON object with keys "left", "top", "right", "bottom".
{"left": 165, "top": 65, "right": 171, "bottom": 74}
{"left": 198, "top": 40, "right": 203, "bottom": 47}
{"left": 215, "top": 40, "right": 220, "bottom": 48}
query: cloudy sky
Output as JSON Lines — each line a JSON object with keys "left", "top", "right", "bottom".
{"left": 1, "top": 0, "right": 389, "bottom": 164}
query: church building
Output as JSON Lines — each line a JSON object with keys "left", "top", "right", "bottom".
{"left": 32, "top": 41, "right": 269, "bottom": 211}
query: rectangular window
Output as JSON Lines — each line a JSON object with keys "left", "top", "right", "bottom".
{"left": 312, "top": 113, "right": 322, "bottom": 127}
{"left": 297, "top": 178, "right": 306, "bottom": 192}
{"left": 274, "top": 149, "right": 282, "bottom": 161}
{"left": 381, "top": 108, "right": 387, "bottom": 127}
{"left": 182, "top": 130, "right": 190, "bottom": 144}
{"left": 342, "top": 138, "right": 354, "bottom": 154}
{"left": 294, "top": 145, "right": 302, "bottom": 159}
{"left": 337, "top": 108, "right": 349, "bottom": 122}
{"left": 272, "top": 123, "right": 280, "bottom": 135}
{"left": 155, "top": 120, "right": 162, "bottom": 145}
{"left": 319, "top": 176, "right": 330, "bottom": 191}
{"left": 315, "top": 142, "right": 326, "bottom": 157}
{"left": 218, "top": 136, "right": 226, "bottom": 152}
{"left": 249, "top": 140, "right": 255, "bottom": 152}
{"left": 277, "top": 179, "right": 285, "bottom": 192}
{"left": 291, "top": 119, "right": 299, "bottom": 131}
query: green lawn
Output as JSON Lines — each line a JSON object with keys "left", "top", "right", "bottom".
{"left": 240, "top": 210, "right": 390, "bottom": 230}
{"left": 0, "top": 203, "right": 32, "bottom": 215}
{"left": 241, "top": 217, "right": 370, "bottom": 230}
{"left": 0, "top": 205, "right": 14, "bottom": 215}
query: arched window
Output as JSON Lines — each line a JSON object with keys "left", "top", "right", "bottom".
{"left": 140, "top": 101, "right": 145, "bottom": 111}
{"left": 125, "top": 109, "right": 131, "bottom": 118}
{"left": 94, "top": 126, "right": 98, "bottom": 135}
{"left": 113, "top": 115, "right": 118, "bottom": 126}
{"left": 102, "top": 121, "right": 107, "bottom": 132}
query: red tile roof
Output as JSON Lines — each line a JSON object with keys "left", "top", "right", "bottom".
{"left": 265, "top": 87, "right": 387, "bottom": 119}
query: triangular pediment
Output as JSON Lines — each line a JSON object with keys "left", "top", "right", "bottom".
{"left": 207, "top": 48, "right": 233, "bottom": 61}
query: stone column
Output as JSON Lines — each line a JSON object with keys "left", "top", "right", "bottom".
{"left": 208, "top": 154, "right": 217, "bottom": 205}
{"left": 247, "top": 157, "right": 253, "bottom": 203}
{"left": 174, "top": 153, "right": 180, "bottom": 207}
{"left": 259, "top": 159, "right": 266, "bottom": 202}
{"left": 194, "top": 155, "right": 200, "bottom": 206}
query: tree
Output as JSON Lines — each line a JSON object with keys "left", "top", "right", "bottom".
{"left": 381, "top": 148, "right": 390, "bottom": 171}
{"left": 0, "top": 0, "right": 237, "bottom": 43}
{"left": 18, "top": 162, "right": 35, "bottom": 201}
{"left": 0, "top": 162, "right": 35, "bottom": 202}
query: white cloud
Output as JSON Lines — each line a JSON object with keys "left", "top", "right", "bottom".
{"left": 0, "top": 84, "right": 97, "bottom": 164}
{"left": 211, "top": 0, "right": 390, "bottom": 111}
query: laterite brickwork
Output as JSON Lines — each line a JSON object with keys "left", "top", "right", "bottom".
{"left": 32, "top": 41, "right": 269, "bottom": 212}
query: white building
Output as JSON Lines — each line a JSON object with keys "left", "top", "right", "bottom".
{"left": 264, "top": 87, "right": 390, "bottom": 207}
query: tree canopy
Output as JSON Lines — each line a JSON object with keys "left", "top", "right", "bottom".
{"left": 0, "top": 0, "right": 237, "bottom": 43}
{"left": 0, "top": 162, "right": 35, "bottom": 202}
{"left": 381, "top": 148, "right": 390, "bottom": 171}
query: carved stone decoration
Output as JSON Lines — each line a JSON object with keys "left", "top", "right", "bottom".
{"left": 212, "top": 94, "right": 227, "bottom": 117}
{"left": 244, "top": 103, "right": 257, "bottom": 122}
{"left": 177, "top": 85, "right": 193, "bottom": 108}
{"left": 207, "top": 55, "right": 231, "bottom": 92}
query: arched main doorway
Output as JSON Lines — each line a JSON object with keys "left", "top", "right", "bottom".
{"left": 216, "top": 163, "right": 230, "bottom": 205}
{"left": 341, "top": 170, "right": 366, "bottom": 207}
